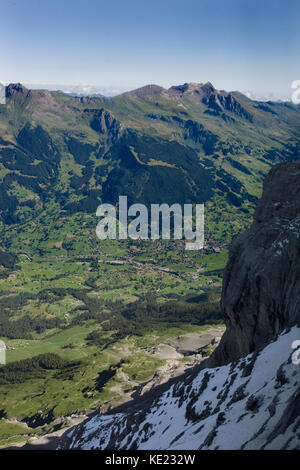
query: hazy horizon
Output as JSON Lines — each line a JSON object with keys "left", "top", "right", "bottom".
{"left": 1, "top": 80, "right": 295, "bottom": 102}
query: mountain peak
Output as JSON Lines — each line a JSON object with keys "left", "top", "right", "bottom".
{"left": 58, "top": 160, "right": 300, "bottom": 451}
{"left": 6, "top": 83, "right": 29, "bottom": 99}
{"left": 124, "top": 84, "right": 165, "bottom": 98}
{"left": 167, "top": 82, "right": 217, "bottom": 103}
{"left": 168, "top": 81, "right": 215, "bottom": 93}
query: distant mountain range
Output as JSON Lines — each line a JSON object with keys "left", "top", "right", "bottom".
{"left": 3, "top": 82, "right": 292, "bottom": 102}
{"left": 0, "top": 81, "right": 299, "bottom": 248}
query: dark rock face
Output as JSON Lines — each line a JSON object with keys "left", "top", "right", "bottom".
{"left": 167, "top": 82, "right": 253, "bottom": 121}
{"left": 90, "top": 109, "right": 121, "bottom": 140}
{"left": 183, "top": 119, "right": 219, "bottom": 153}
{"left": 5, "top": 83, "right": 29, "bottom": 99}
{"left": 212, "top": 160, "right": 300, "bottom": 365}
{"left": 203, "top": 93, "right": 253, "bottom": 121}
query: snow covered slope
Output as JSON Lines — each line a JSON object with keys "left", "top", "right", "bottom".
{"left": 59, "top": 326, "right": 300, "bottom": 450}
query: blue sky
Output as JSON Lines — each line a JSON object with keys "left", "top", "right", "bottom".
{"left": 0, "top": 0, "right": 299, "bottom": 98}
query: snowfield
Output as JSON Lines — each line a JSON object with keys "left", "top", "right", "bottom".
{"left": 59, "top": 326, "right": 300, "bottom": 450}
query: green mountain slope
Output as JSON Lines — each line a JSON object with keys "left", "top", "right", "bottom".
{"left": 0, "top": 82, "right": 299, "bottom": 232}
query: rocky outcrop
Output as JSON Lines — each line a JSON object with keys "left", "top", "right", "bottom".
{"left": 203, "top": 92, "right": 253, "bottom": 121}
{"left": 5, "top": 83, "right": 29, "bottom": 99}
{"left": 168, "top": 82, "right": 216, "bottom": 104}
{"left": 90, "top": 109, "right": 122, "bottom": 140}
{"left": 211, "top": 160, "right": 300, "bottom": 366}
{"left": 167, "top": 82, "right": 253, "bottom": 121}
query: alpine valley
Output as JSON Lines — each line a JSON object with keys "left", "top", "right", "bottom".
{"left": 0, "top": 82, "right": 299, "bottom": 448}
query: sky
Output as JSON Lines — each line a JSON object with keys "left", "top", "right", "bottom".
{"left": 0, "top": 0, "right": 299, "bottom": 99}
